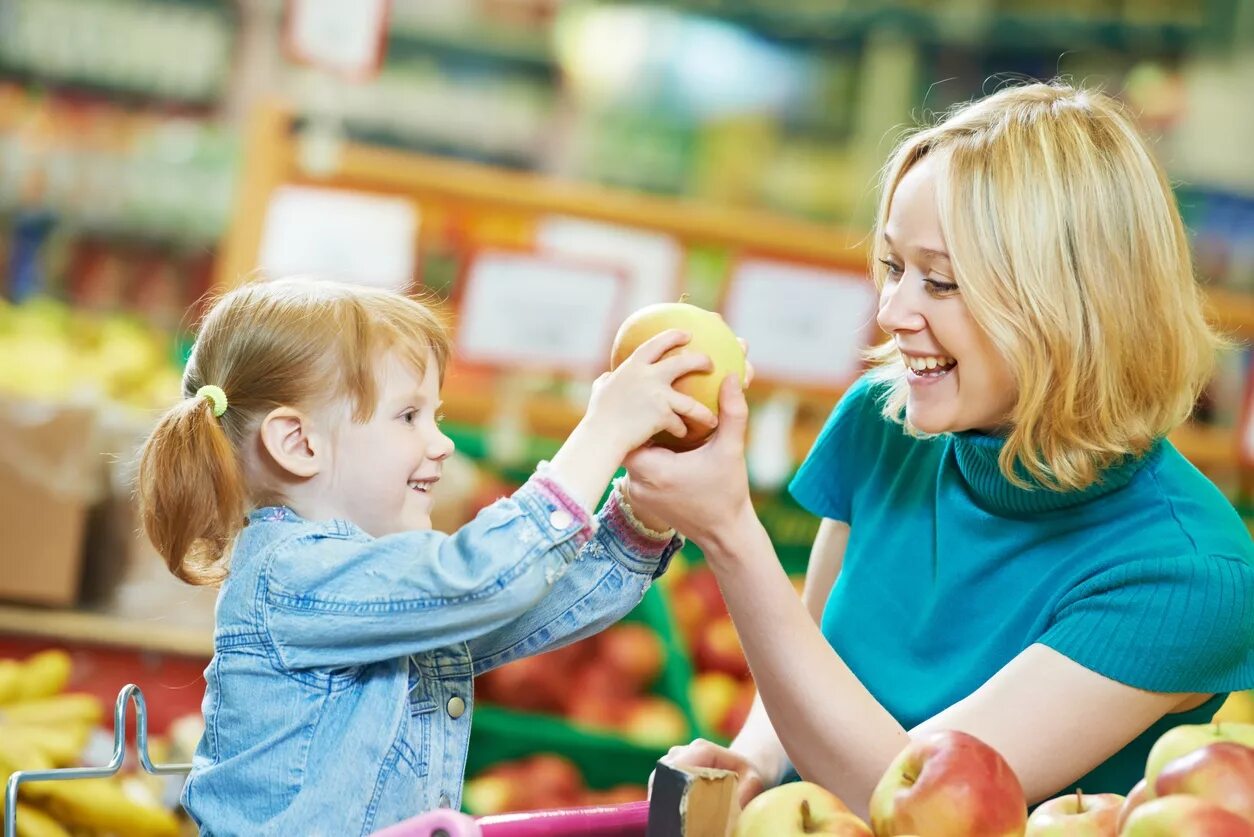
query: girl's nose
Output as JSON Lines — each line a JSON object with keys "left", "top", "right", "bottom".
{"left": 429, "top": 430, "right": 455, "bottom": 461}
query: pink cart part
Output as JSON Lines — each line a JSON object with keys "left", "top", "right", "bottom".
{"left": 370, "top": 808, "right": 483, "bottom": 837}
{"left": 476, "top": 801, "right": 649, "bottom": 837}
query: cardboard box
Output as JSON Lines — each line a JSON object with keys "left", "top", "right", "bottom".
{"left": 0, "top": 397, "right": 104, "bottom": 606}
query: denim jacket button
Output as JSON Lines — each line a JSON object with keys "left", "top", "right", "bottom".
{"left": 549, "top": 509, "right": 573, "bottom": 530}
{"left": 446, "top": 696, "right": 466, "bottom": 719}
{"left": 438, "top": 793, "right": 451, "bottom": 808}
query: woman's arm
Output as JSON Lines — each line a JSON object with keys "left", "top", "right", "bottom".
{"left": 701, "top": 511, "right": 1193, "bottom": 815}
{"left": 729, "top": 519, "right": 851, "bottom": 784}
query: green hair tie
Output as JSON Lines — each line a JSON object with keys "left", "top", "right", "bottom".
{"left": 196, "top": 384, "right": 228, "bottom": 418}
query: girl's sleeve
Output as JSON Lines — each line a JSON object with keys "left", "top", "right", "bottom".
{"left": 261, "top": 474, "right": 597, "bottom": 669}
{"left": 1038, "top": 553, "right": 1254, "bottom": 693}
{"left": 467, "top": 479, "right": 682, "bottom": 673}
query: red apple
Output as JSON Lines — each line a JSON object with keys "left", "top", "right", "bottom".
{"left": 695, "top": 616, "right": 751, "bottom": 679}
{"left": 1120, "top": 795, "right": 1254, "bottom": 836}
{"left": 599, "top": 623, "right": 665, "bottom": 692}
{"left": 734, "top": 781, "right": 866, "bottom": 836}
{"left": 1116, "top": 779, "right": 1150, "bottom": 833}
{"left": 1155, "top": 741, "right": 1254, "bottom": 824}
{"left": 1025, "top": 789, "right": 1123, "bottom": 835}
{"left": 1144, "top": 723, "right": 1254, "bottom": 792}
{"left": 610, "top": 302, "right": 747, "bottom": 451}
{"left": 619, "top": 696, "right": 691, "bottom": 749}
{"left": 869, "top": 730, "right": 1027, "bottom": 837}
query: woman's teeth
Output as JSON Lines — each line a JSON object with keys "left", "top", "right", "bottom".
{"left": 905, "top": 354, "right": 957, "bottom": 375}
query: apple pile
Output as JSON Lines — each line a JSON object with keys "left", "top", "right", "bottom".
{"left": 462, "top": 753, "right": 645, "bottom": 816}
{"left": 474, "top": 623, "right": 691, "bottom": 748}
{"left": 1098, "top": 721, "right": 1254, "bottom": 836}
{"left": 666, "top": 561, "right": 805, "bottom": 740}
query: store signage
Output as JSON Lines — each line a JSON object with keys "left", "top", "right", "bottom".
{"left": 257, "top": 185, "right": 418, "bottom": 292}
{"left": 283, "top": 0, "right": 391, "bottom": 81}
{"left": 534, "top": 216, "right": 682, "bottom": 315}
{"left": 723, "top": 257, "right": 879, "bottom": 389}
{"left": 456, "top": 250, "right": 627, "bottom": 374}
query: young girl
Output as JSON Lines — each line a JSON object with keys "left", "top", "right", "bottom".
{"left": 136, "top": 276, "right": 718, "bottom": 836}
{"left": 625, "top": 81, "right": 1254, "bottom": 816}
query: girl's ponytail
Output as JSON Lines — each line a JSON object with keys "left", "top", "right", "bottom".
{"left": 137, "top": 390, "right": 245, "bottom": 586}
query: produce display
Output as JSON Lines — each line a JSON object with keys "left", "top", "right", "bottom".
{"left": 0, "top": 650, "right": 181, "bottom": 837}
{"left": 734, "top": 722, "right": 1254, "bottom": 836}
{"left": 462, "top": 753, "right": 645, "bottom": 816}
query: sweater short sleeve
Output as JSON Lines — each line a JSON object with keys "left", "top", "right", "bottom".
{"left": 788, "top": 373, "right": 885, "bottom": 524}
{"left": 1039, "top": 554, "right": 1254, "bottom": 694}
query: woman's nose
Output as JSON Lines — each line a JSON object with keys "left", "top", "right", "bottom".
{"left": 877, "top": 279, "right": 926, "bottom": 335}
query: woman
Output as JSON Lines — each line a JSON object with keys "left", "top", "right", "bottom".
{"left": 622, "top": 81, "right": 1254, "bottom": 815}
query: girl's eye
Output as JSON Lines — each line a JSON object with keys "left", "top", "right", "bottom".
{"left": 924, "top": 277, "right": 960, "bottom": 296}
{"left": 878, "top": 258, "right": 904, "bottom": 279}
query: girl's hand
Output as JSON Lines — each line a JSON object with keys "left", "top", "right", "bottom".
{"left": 585, "top": 329, "right": 718, "bottom": 458}
{"left": 653, "top": 738, "right": 772, "bottom": 808}
{"left": 623, "top": 374, "right": 753, "bottom": 548}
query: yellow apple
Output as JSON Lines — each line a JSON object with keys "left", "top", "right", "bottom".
{"left": 1116, "top": 779, "right": 1150, "bottom": 833}
{"left": 610, "top": 302, "right": 746, "bottom": 451}
{"left": 734, "top": 781, "right": 867, "bottom": 836}
{"left": 1025, "top": 789, "right": 1123, "bottom": 835}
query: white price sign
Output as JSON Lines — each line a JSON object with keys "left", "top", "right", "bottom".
{"left": 455, "top": 251, "right": 626, "bottom": 374}
{"left": 723, "top": 258, "right": 879, "bottom": 389}
{"left": 257, "top": 185, "right": 418, "bottom": 291}
{"left": 535, "top": 216, "right": 682, "bottom": 315}
{"left": 284, "top": 0, "right": 390, "bottom": 81}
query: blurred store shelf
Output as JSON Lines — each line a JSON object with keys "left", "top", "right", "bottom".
{"left": 0, "top": 604, "right": 212, "bottom": 658}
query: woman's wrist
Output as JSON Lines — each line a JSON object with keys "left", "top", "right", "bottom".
{"left": 616, "top": 476, "right": 675, "bottom": 536}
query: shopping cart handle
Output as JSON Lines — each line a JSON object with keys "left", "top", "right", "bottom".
{"left": 478, "top": 800, "right": 649, "bottom": 836}
{"left": 370, "top": 801, "right": 650, "bottom": 837}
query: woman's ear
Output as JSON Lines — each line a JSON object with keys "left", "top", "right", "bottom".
{"left": 259, "top": 407, "right": 324, "bottom": 478}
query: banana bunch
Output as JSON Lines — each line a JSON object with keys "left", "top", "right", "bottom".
{"left": 0, "top": 650, "right": 181, "bottom": 837}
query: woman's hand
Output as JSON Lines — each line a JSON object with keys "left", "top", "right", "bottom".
{"left": 654, "top": 738, "right": 773, "bottom": 808}
{"left": 623, "top": 375, "right": 754, "bottom": 549}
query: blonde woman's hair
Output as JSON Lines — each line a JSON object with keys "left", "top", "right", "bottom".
{"left": 866, "top": 80, "right": 1224, "bottom": 491}
{"left": 137, "top": 278, "right": 452, "bottom": 585}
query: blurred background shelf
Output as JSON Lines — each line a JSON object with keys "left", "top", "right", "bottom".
{"left": 0, "top": 604, "right": 212, "bottom": 658}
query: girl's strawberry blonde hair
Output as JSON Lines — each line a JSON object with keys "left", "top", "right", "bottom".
{"left": 137, "top": 277, "right": 451, "bottom": 586}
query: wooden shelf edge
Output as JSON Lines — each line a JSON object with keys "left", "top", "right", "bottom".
{"left": 0, "top": 604, "right": 213, "bottom": 658}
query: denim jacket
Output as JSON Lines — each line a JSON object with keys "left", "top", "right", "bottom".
{"left": 182, "top": 473, "right": 681, "bottom": 836}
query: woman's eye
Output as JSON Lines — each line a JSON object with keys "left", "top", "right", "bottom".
{"left": 878, "top": 258, "right": 904, "bottom": 279}
{"left": 924, "top": 278, "right": 960, "bottom": 295}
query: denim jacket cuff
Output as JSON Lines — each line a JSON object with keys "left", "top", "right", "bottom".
{"left": 519, "top": 463, "right": 596, "bottom": 549}
{"left": 600, "top": 481, "right": 684, "bottom": 579}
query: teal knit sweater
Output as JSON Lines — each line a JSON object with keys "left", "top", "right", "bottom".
{"left": 789, "top": 374, "right": 1254, "bottom": 795}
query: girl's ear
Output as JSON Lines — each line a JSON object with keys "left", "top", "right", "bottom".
{"left": 259, "top": 407, "right": 324, "bottom": 478}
